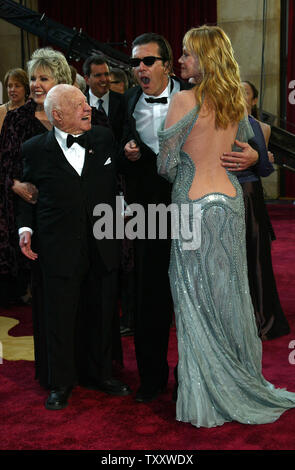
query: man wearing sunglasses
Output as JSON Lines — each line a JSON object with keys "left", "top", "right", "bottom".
{"left": 121, "top": 33, "right": 192, "bottom": 404}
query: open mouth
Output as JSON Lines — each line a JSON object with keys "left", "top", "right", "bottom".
{"left": 141, "top": 77, "right": 150, "bottom": 84}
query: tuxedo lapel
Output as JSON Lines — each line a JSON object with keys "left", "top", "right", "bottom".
{"left": 128, "top": 86, "right": 142, "bottom": 115}
{"left": 127, "top": 87, "right": 143, "bottom": 143}
{"left": 44, "top": 129, "right": 80, "bottom": 178}
{"left": 81, "top": 130, "right": 103, "bottom": 177}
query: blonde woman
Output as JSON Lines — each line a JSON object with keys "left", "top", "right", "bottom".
{"left": 157, "top": 25, "right": 295, "bottom": 428}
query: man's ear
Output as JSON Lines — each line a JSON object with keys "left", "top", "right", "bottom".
{"left": 84, "top": 75, "right": 90, "bottom": 85}
{"left": 52, "top": 108, "right": 62, "bottom": 124}
{"left": 163, "top": 61, "right": 170, "bottom": 75}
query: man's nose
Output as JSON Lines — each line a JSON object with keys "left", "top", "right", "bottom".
{"left": 138, "top": 61, "right": 147, "bottom": 72}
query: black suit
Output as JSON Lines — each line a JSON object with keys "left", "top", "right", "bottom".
{"left": 121, "top": 77, "right": 192, "bottom": 394}
{"left": 86, "top": 89, "right": 126, "bottom": 142}
{"left": 17, "top": 126, "right": 120, "bottom": 388}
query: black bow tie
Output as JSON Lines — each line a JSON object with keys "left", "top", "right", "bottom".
{"left": 145, "top": 97, "right": 168, "bottom": 104}
{"left": 66, "top": 133, "right": 87, "bottom": 148}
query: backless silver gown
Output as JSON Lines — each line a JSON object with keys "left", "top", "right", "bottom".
{"left": 157, "top": 107, "right": 295, "bottom": 428}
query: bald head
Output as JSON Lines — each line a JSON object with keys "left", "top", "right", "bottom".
{"left": 44, "top": 84, "right": 92, "bottom": 134}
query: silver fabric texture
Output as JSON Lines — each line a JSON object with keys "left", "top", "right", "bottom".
{"left": 158, "top": 108, "right": 295, "bottom": 428}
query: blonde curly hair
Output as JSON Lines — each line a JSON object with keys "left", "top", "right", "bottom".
{"left": 183, "top": 25, "right": 246, "bottom": 129}
{"left": 27, "top": 47, "right": 72, "bottom": 85}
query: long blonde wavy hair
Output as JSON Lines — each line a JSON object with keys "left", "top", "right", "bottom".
{"left": 183, "top": 25, "right": 246, "bottom": 129}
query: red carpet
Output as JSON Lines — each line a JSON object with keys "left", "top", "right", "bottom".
{"left": 0, "top": 203, "right": 295, "bottom": 453}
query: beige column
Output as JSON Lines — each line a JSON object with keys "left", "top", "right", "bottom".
{"left": 218, "top": 0, "right": 281, "bottom": 198}
{"left": 0, "top": 0, "right": 39, "bottom": 104}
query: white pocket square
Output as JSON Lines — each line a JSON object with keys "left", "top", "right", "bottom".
{"left": 104, "top": 157, "right": 112, "bottom": 165}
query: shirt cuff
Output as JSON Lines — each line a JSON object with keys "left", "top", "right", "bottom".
{"left": 19, "top": 227, "right": 33, "bottom": 235}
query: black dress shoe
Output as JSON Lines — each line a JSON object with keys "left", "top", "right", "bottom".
{"left": 82, "top": 378, "right": 131, "bottom": 396}
{"left": 120, "top": 326, "right": 134, "bottom": 337}
{"left": 135, "top": 385, "right": 166, "bottom": 403}
{"left": 45, "top": 386, "right": 72, "bottom": 410}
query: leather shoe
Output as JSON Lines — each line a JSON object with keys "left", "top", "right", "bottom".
{"left": 97, "top": 378, "right": 131, "bottom": 396}
{"left": 120, "top": 326, "right": 134, "bottom": 337}
{"left": 135, "top": 385, "right": 166, "bottom": 403}
{"left": 82, "top": 378, "right": 131, "bottom": 396}
{"left": 45, "top": 386, "right": 72, "bottom": 410}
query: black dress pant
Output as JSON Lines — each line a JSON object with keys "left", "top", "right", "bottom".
{"left": 40, "top": 231, "right": 119, "bottom": 388}
{"left": 133, "top": 236, "right": 173, "bottom": 393}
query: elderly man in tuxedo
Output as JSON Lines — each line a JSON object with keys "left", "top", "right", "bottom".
{"left": 18, "top": 84, "right": 130, "bottom": 410}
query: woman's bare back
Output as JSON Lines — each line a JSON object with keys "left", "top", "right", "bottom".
{"left": 165, "top": 89, "right": 238, "bottom": 200}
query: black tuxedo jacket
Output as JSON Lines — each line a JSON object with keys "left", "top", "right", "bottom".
{"left": 86, "top": 89, "right": 126, "bottom": 142}
{"left": 120, "top": 76, "right": 192, "bottom": 207}
{"left": 17, "top": 126, "right": 120, "bottom": 277}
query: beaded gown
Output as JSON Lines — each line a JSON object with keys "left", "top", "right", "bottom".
{"left": 157, "top": 106, "right": 295, "bottom": 428}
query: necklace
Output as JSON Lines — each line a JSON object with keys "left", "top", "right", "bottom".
{"left": 35, "top": 104, "right": 45, "bottom": 112}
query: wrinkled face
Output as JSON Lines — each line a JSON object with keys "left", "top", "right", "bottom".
{"left": 57, "top": 88, "right": 92, "bottom": 134}
{"left": 7, "top": 76, "right": 26, "bottom": 106}
{"left": 242, "top": 82, "right": 256, "bottom": 114}
{"left": 178, "top": 47, "right": 201, "bottom": 82}
{"left": 132, "top": 42, "right": 169, "bottom": 96}
{"left": 86, "top": 63, "right": 110, "bottom": 98}
{"left": 30, "top": 67, "right": 57, "bottom": 105}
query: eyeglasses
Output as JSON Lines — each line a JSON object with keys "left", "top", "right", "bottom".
{"left": 129, "top": 56, "right": 163, "bottom": 67}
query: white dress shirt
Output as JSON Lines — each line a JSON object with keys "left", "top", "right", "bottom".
{"left": 89, "top": 88, "right": 109, "bottom": 115}
{"left": 133, "top": 78, "right": 180, "bottom": 154}
{"left": 54, "top": 127, "right": 85, "bottom": 176}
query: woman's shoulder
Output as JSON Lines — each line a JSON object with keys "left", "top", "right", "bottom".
{"left": 0, "top": 104, "right": 7, "bottom": 119}
{"left": 0, "top": 103, "right": 8, "bottom": 112}
{"left": 171, "top": 89, "right": 195, "bottom": 106}
{"left": 5, "top": 99, "right": 35, "bottom": 122}
{"left": 167, "top": 90, "right": 197, "bottom": 122}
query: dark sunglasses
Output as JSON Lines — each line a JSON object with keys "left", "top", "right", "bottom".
{"left": 129, "top": 56, "right": 163, "bottom": 67}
